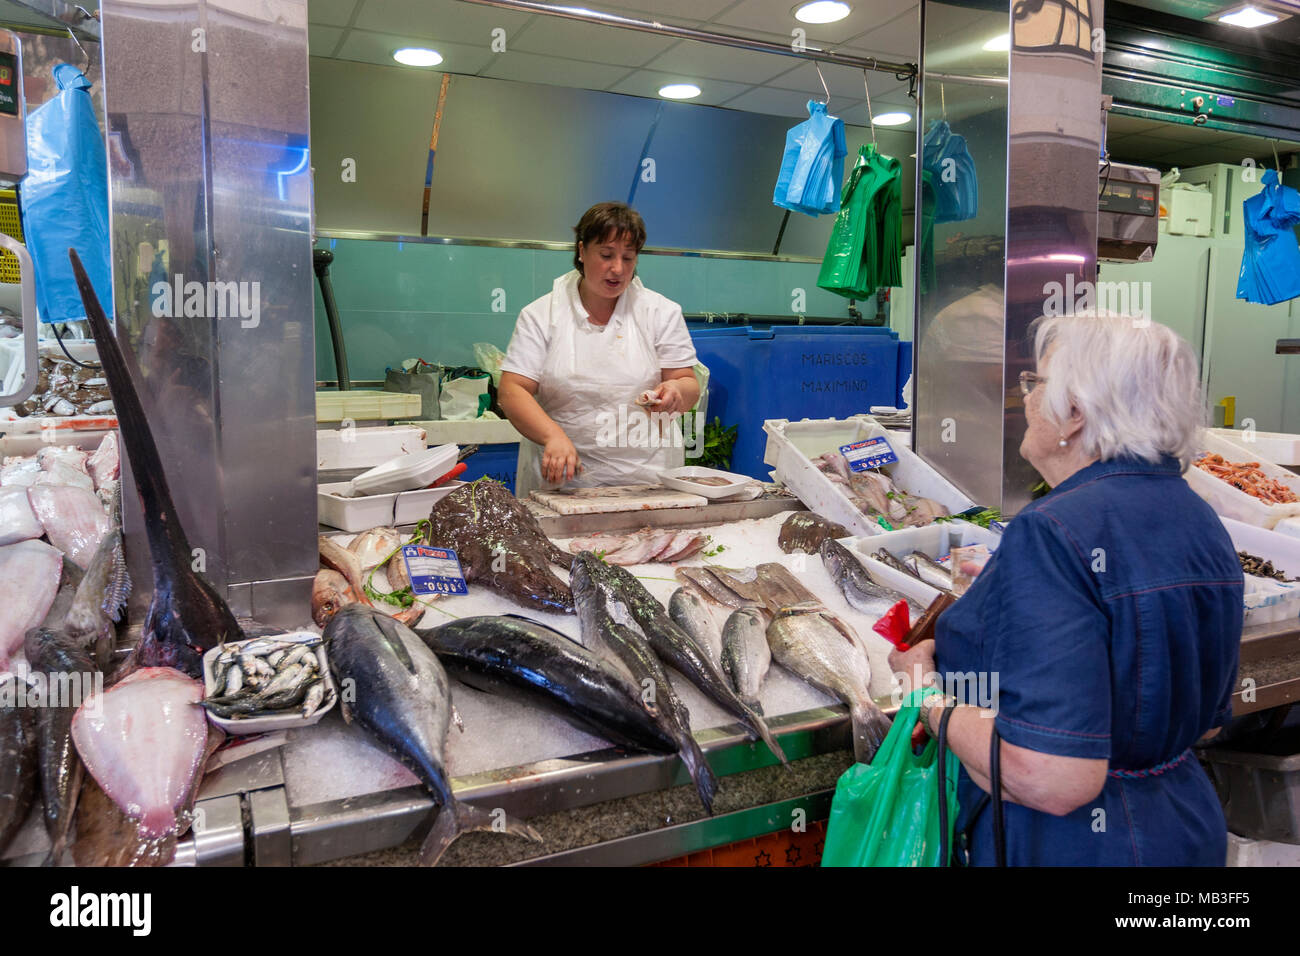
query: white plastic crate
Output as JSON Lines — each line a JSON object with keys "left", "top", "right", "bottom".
{"left": 1186, "top": 430, "right": 1300, "bottom": 530}
{"left": 316, "top": 425, "right": 427, "bottom": 471}
{"left": 1221, "top": 516, "right": 1300, "bottom": 626}
{"left": 1209, "top": 427, "right": 1300, "bottom": 467}
{"left": 841, "top": 520, "right": 1002, "bottom": 606}
{"left": 318, "top": 479, "right": 464, "bottom": 532}
{"left": 763, "top": 415, "right": 976, "bottom": 538}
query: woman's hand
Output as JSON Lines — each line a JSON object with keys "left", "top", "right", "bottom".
{"left": 542, "top": 432, "right": 582, "bottom": 484}
{"left": 647, "top": 379, "right": 689, "bottom": 415}
{"left": 889, "top": 639, "right": 937, "bottom": 699}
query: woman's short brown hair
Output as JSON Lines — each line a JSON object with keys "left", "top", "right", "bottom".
{"left": 573, "top": 202, "right": 647, "bottom": 274}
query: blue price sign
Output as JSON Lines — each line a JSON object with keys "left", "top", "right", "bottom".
{"left": 840, "top": 436, "right": 898, "bottom": 472}
{"left": 402, "top": 545, "right": 468, "bottom": 596}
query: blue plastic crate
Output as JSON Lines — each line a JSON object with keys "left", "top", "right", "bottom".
{"left": 688, "top": 325, "right": 902, "bottom": 480}
{"left": 459, "top": 442, "right": 519, "bottom": 493}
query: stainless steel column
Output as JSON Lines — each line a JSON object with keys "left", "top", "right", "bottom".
{"left": 99, "top": 0, "right": 316, "bottom": 625}
{"left": 914, "top": 0, "right": 1103, "bottom": 514}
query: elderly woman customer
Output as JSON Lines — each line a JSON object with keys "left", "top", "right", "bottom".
{"left": 892, "top": 314, "right": 1242, "bottom": 866}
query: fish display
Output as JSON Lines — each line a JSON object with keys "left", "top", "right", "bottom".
{"left": 318, "top": 536, "right": 372, "bottom": 608}
{"left": 348, "top": 526, "right": 403, "bottom": 570}
{"left": 417, "top": 614, "right": 678, "bottom": 754}
{"left": 589, "top": 561, "right": 786, "bottom": 765}
{"left": 70, "top": 667, "right": 213, "bottom": 844}
{"left": 766, "top": 605, "right": 891, "bottom": 764}
{"left": 24, "top": 626, "right": 95, "bottom": 865}
{"left": 312, "top": 568, "right": 359, "bottom": 627}
{"left": 753, "top": 562, "right": 823, "bottom": 614}
{"left": 907, "top": 550, "right": 954, "bottom": 592}
{"left": 565, "top": 527, "right": 708, "bottom": 565}
{"left": 0, "top": 539, "right": 63, "bottom": 673}
{"left": 571, "top": 554, "right": 719, "bottom": 812}
{"left": 0, "top": 675, "right": 38, "bottom": 857}
{"left": 667, "top": 588, "right": 723, "bottom": 667}
{"left": 26, "top": 484, "right": 109, "bottom": 570}
{"left": 811, "top": 451, "right": 950, "bottom": 528}
{"left": 62, "top": 502, "right": 132, "bottom": 675}
{"left": 822, "top": 539, "right": 925, "bottom": 622}
{"left": 1195, "top": 453, "right": 1297, "bottom": 503}
{"left": 674, "top": 566, "right": 762, "bottom": 609}
{"left": 8, "top": 354, "right": 115, "bottom": 419}
{"left": 86, "top": 432, "right": 119, "bottom": 491}
{"left": 425, "top": 479, "right": 574, "bottom": 613}
{"left": 72, "top": 250, "right": 245, "bottom": 678}
{"left": 203, "top": 636, "right": 334, "bottom": 720}
{"left": 721, "top": 607, "right": 771, "bottom": 715}
{"left": 324, "top": 605, "right": 542, "bottom": 865}
{"left": 0, "top": 485, "right": 43, "bottom": 545}
{"left": 777, "top": 511, "right": 850, "bottom": 555}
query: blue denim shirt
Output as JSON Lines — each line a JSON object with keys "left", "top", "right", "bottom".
{"left": 936, "top": 455, "right": 1243, "bottom": 866}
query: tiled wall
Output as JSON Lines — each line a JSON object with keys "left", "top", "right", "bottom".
{"left": 312, "top": 237, "right": 902, "bottom": 382}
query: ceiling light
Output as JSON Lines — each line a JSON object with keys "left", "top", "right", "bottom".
{"left": 794, "top": 1, "right": 851, "bottom": 24}
{"left": 393, "top": 48, "right": 442, "bottom": 67}
{"left": 1217, "top": 5, "right": 1281, "bottom": 27}
{"left": 659, "top": 83, "right": 701, "bottom": 99}
{"left": 873, "top": 111, "right": 911, "bottom": 126}
{"left": 983, "top": 33, "right": 1011, "bottom": 51}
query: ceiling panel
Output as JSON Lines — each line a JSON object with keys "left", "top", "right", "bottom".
{"left": 352, "top": 0, "right": 534, "bottom": 45}
{"left": 843, "top": 5, "right": 920, "bottom": 59}
{"left": 308, "top": 0, "right": 360, "bottom": 27}
{"left": 767, "top": 58, "right": 909, "bottom": 99}
{"left": 602, "top": 0, "right": 737, "bottom": 22}
{"left": 608, "top": 69, "right": 752, "bottom": 104}
{"left": 508, "top": 16, "right": 681, "bottom": 66}
{"left": 724, "top": 84, "right": 833, "bottom": 116}
{"left": 334, "top": 30, "right": 497, "bottom": 72}
{"left": 643, "top": 36, "right": 804, "bottom": 84}
{"left": 838, "top": 98, "right": 914, "bottom": 127}
{"left": 711, "top": 0, "right": 915, "bottom": 46}
{"left": 480, "top": 51, "right": 636, "bottom": 88}
{"left": 308, "top": 24, "right": 345, "bottom": 56}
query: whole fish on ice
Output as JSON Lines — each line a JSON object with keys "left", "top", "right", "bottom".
{"left": 0, "top": 485, "right": 44, "bottom": 546}
{"left": 70, "top": 250, "right": 245, "bottom": 678}
{"left": 721, "top": 607, "right": 771, "bottom": 715}
{"left": 777, "top": 511, "right": 850, "bottom": 555}
{"left": 821, "top": 539, "right": 925, "bottom": 623}
{"left": 667, "top": 588, "right": 723, "bottom": 668}
{"left": 325, "top": 605, "right": 543, "bottom": 865}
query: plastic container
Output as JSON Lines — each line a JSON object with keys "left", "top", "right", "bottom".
{"left": 763, "top": 415, "right": 976, "bottom": 538}
{"left": 458, "top": 442, "right": 519, "bottom": 493}
{"left": 1186, "top": 430, "right": 1300, "bottom": 529}
{"left": 201, "top": 632, "right": 338, "bottom": 734}
{"left": 349, "top": 443, "right": 458, "bottom": 496}
{"left": 841, "top": 520, "right": 1002, "bottom": 606}
{"left": 688, "top": 325, "right": 903, "bottom": 479}
{"left": 1226, "top": 832, "right": 1300, "bottom": 866}
{"left": 1200, "top": 747, "right": 1300, "bottom": 845}
{"left": 1209, "top": 427, "right": 1300, "bottom": 467}
{"left": 318, "top": 479, "right": 464, "bottom": 532}
{"left": 1221, "top": 516, "right": 1300, "bottom": 625}
{"left": 316, "top": 425, "right": 427, "bottom": 471}
{"left": 659, "top": 465, "right": 761, "bottom": 500}
{"left": 315, "top": 389, "right": 422, "bottom": 423}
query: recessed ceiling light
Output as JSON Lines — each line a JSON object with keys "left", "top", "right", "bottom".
{"left": 873, "top": 111, "right": 911, "bottom": 126}
{"left": 982, "top": 33, "right": 1010, "bottom": 51}
{"left": 659, "top": 83, "right": 701, "bottom": 99}
{"left": 794, "top": 1, "right": 851, "bottom": 24}
{"left": 393, "top": 48, "right": 442, "bottom": 67}
{"left": 1217, "top": 5, "right": 1281, "bottom": 27}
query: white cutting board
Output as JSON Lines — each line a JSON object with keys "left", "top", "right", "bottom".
{"left": 531, "top": 484, "right": 707, "bottom": 514}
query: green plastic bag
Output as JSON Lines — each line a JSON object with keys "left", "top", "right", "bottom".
{"left": 821, "top": 689, "right": 959, "bottom": 867}
{"left": 818, "top": 144, "right": 903, "bottom": 300}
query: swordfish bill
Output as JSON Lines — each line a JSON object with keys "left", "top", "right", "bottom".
{"left": 68, "top": 249, "right": 243, "bottom": 677}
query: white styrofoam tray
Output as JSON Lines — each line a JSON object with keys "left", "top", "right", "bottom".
{"left": 763, "top": 415, "right": 976, "bottom": 538}
{"left": 201, "top": 632, "right": 337, "bottom": 734}
{"left": 350, "top": 443, "right": 458, "bottom": 496}
{"left": 1187, "top": 430, "right": 1300, "bottom": 530}
{"left": 1209, "top": 427, "right": 1300, "bottom": 467}
{"left": 318, "top": 479, "right": 464, "bottom": 532}
{"left": 1221, "top": 516, "right": 1300, "bottom": 626}
{"left": 842, "top": 520, "right": 1002, "bottom": 607}
{"left": 659, "top": 465, "right": 761, "bottom": 500}
{"left": 317, "top": 425, "right": 427, "bottom": 471}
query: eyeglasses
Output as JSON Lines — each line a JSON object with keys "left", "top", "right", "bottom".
{"left": 1019, "top": 371, "right": 1046, "bottom": 397}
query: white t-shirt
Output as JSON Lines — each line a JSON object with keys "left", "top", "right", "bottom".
{"left": 501, "top": 270, "right": 697, "bottom": 382}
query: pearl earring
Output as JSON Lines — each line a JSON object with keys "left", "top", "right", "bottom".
{"left": 1058, "top": 436, "right": 1068, "bottom": 447}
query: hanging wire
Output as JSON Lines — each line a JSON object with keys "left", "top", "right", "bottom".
{"left": 1271, "top": 139, "right": 1282, "bottom": 174}
{"left": 813, "top": 60, "right": 830, "bottom": 108}
{"left": 862, "top": 70, "right": 877, "bottom": 145}
{"left": 940, "top": 80, "right": 947, "bottom": 119}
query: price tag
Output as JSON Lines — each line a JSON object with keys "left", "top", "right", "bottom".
{"left": 402, "top": 545, "right": 468, "bottom": 596}
{"left": 839, "top": 436, "right": 898, "bottom": 472}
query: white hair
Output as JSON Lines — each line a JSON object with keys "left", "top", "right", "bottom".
{"left": 1031, "top": 313, "right": 1206, "bottom": 470}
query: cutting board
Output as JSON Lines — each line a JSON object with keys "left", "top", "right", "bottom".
{"left": 531, "top": 484, "right": 708, "bottom": 514}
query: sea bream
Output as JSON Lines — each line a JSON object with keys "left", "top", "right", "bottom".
{"left": 417, "top": 614, "right": 678, "bottom": 754}
{"left": 766, "top": 605, "right": 892, "bottom": 764}
{"left": 587, "top": 560, "right": 787, "bottom": 766}
{"left": 70, "top": 250, "right": 245, "bottom": 678}
{"left": 325, "top": 605, "right": 543, "bottom": 865}
{"left": 721, "top": 607, "right": 771, "bottom": 715}
{"left": 667, "top": 588, "right": 723, "bottom": 667}
{"left": 570, "top": 554, "right": 720, "bottom": 813}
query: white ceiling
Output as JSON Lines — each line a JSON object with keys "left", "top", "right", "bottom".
{"left": 308, "top": 0, "right": 921, "bottom": 125}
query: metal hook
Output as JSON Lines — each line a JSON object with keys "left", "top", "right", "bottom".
{"left": 1271, "top": 139, "right": 1282, "bottom": 174}
{"left": 863, "top": 70, "right": 877, "bottom": 145}
{"left": 813, "top": 60, "right": 830, "bottom": 109}
{"left": 940, "top": 80, "right": 947, "bottom": 118}
{"left": 66, "top": 28, "right": 91, "bottom": 77}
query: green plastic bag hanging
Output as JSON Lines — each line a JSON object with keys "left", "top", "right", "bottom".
{"left": 821, "top": 689, "right": 959, "bottom": 867}
{"left": 818, "top": 144, "right": 903, "bottom": 300}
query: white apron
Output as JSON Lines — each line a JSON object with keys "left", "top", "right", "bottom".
{"left": 515, "top": 273, "right": 684, "bottom": 497}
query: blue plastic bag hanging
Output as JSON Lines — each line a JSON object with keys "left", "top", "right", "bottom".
{"left": 20, "top": 63, "right": 111, "bottom": 324}
{"left": 773, "top": 100, "right": 847, "bottom": 217}
{"left": 1237, "top": 169, "right": 1300, "bottom": 306}
{"left": 922, "top": 120, "right": 978, "bottom": 224}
